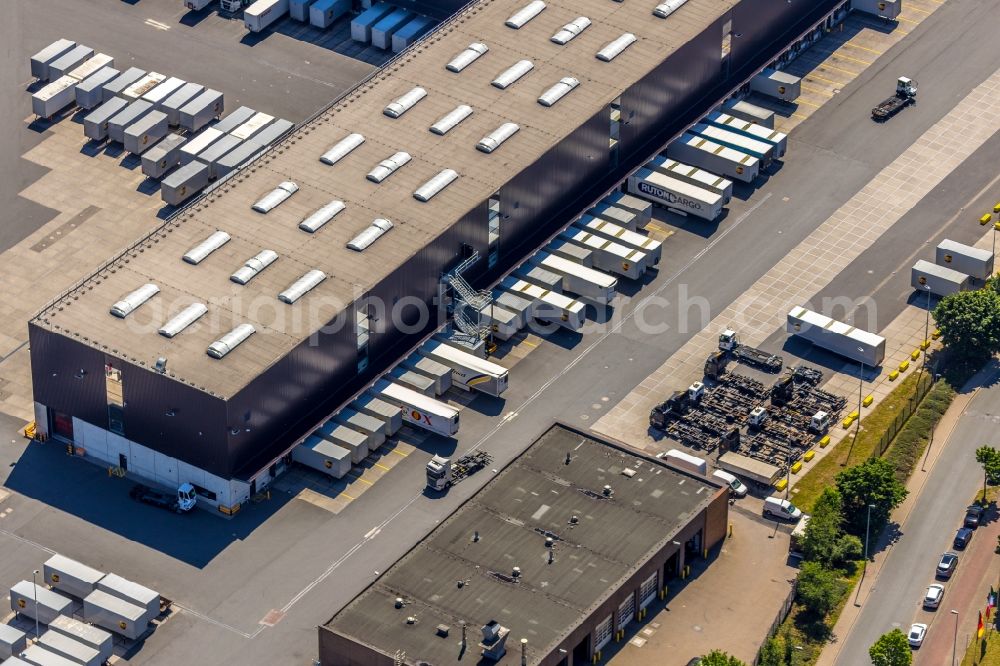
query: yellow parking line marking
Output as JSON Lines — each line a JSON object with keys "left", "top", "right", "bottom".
{"left": 340, "top": 492, "right": 356, "bottom": 500}
{"left": 792, "top": 113, "right": 809, "bottom": 120}
{"left": 814, "top": 62, "right": 863, "bottom": 77}
{"left": 841, "top": 42, "right": 884, "bottom": 56}
{"left": 350, "top": 474, "right": 373, "bottom": 485}
{"left": 795, "top": 98, "right": 821, "bottom": 108}
{"left": 521, "top": 339, "right": 539, "bottom": 348}
{"left": 645, "top": 222, "right": 670, "bottom": 234}
{"left": 907, "top": 5, "right": 931, "bottom": 13}
{"left": 896, "top": 15, "right": 920, "bottom": 24}
{"left": 805, "top": 73, "right": 845, "bottom": 86}
{"left": 374, "top": 462, "right": 390, "bottom": 471}
{"left": 832, "top": 52, "right": 873, "bottom": 66}
{"left": 800, "top": 83, "right": 833, "bottom": 97}
{"left": 390, "top": 448, "right": 408, "bottom": 457}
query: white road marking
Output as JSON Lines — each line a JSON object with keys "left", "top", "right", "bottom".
{"left": 144, "top": 18, "right": 171, "bottom": 30}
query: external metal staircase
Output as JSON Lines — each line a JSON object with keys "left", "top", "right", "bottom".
{"left": 443, "top": 253, "right": 492, "bottom": 343}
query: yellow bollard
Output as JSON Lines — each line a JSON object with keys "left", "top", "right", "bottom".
{"left": 911, "top": 349, "right": 921, "bottom": 361}
{"left": 790, "top": 461, "right": 803, "bottom": 474}
{"left": 804, "top": 450, "right": 816, "bottom": 462}
{"left": 842, "top": 416, "right": 854, "bottom": 429}
{"left": 899, "top": 360, "right": 910, "bottom": 372}
{"left": 889, "top": 370, "right": 900, "bottom": 381}
{"left": 819, "top": 435, "right": 831, "bottom": 448}
{"left": 863, "top": 395, "right": 874, "bottom": 408}
{"left": 980, "top": 213, "right": 992, "bottom": 225}
{"left": 994, "top": 202, "right": 1000, "bottom": 214}
{"left": 774, "top": 478, "right": 788, "bottom": 491}
{"left": 728, "top": 522, "right": 734, "bottom": 538}
{"left": 920, "top": 340, "right": 930, "bottom": 351}
{"left": 932, "top": 329, "right": 941, "bottom": 340}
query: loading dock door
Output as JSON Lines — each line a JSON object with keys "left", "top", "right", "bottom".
{"left": 594, "top": 614, "right": 612, "bottom": 652}
{"left": 639, "top": 572, "right": 658, "bottom": 609}
{"left": 617, "top": 595, "right": 636, "bottom": 630}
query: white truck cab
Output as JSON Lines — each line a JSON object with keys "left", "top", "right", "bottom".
{"left": 718, "top": 328, "right": 737, "bottom": 351}
{"left": 809, "top": 410, "right": 830, "bottom": 433}
{"left": 177, "top": 482, "right": 197, "bottom": 512}
{"left": 426, "top": 455, "right": 452, "bottom": 491}
{"left": 748, "top": 406, "right": 768, "bottom": 427}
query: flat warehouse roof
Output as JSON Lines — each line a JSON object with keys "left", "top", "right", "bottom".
{"left": 33, "top": 0, "right": 735, "bottom": 396}
{"left": 324, "top": 425, "right": 720, "bottom": 665}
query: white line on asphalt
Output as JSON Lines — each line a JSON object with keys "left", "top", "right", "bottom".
{"left": 173, "top": 603, "right": 254, "bottom": 638}
{"left": 144, "top": 18, "right": 171, "bottom": 30}
{"left": 0, "top": 527, "right": 57, "bottom": 554}
{"left": 364, "top": 527, "right": 380, "bottom": 539}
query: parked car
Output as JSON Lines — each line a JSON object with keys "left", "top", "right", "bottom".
{"left": 954, "top": 527, "right": 974, "bottom": 550}
{"left": 923, "top": 583, "right": 944, "bottom": 609}
{"left": 936, "top": 552, "right": 959, "bottom": 579}
{"left": 965, "top": 504, "right": 984, "bottom": 528}
{"left": 763, "top": 496, "right": 802, "bottom": 521}
{"left": 712, "top": 469, "right": 748, "bottom": 498}
{"left": 908, "top": 623, "right": 927, "bottom": 648}
{"left": 685, "top": 660, "right": 702, "bottom": 666}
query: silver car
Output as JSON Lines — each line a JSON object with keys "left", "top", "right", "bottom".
{"left": 923, "top": 584, "right": 944, "bottom": 609}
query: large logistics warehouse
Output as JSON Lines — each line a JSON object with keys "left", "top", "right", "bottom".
{"left": 28, "top": 0, "right": 848, "bottom": 511}
{"left": 320, "top": 424, "right": 729, "bottom": 666}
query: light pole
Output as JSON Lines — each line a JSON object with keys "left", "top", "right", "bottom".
{"left": 922, "top": 373, "right": 943, "bottom": 472}
{"left": 917, "top": 282, "right": 931, "bottom": 386}
{"left": 863, "top": 503, "right": 874, "bottom": 571}
{"left": 31, "top": 569, "right": 40, "bottom": 639}
{"left": 952, "top": 609, "right": 960, "bottom": 666}
{"left": 846, "top": 348, "right": 865, "bottom": 465}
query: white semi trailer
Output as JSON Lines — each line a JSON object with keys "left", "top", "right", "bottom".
{"left": 626, "top": 167, "right": 723, "bottom": 221}
{"left": 371, "top": 379, "right": 459, "bottom": 436}
{"left": 666, "top": 133, "right": 760, "bottom": 183}
{"left": 421, "top": 339, "right": 508, "bottom": 396}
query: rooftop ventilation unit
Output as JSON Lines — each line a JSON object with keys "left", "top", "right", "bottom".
{"left": 551, "top": 16, "right": 591, "bottom": 45}
{"left": 476, "top": 123, "right": 519, "bottom": 154}
{"left": 319, "top": 132, "right": 365, "bottom": 165}
{"left": 183, "top": 230, "right": 231, "bottom": 265}
{"left": 430, "top": 105, "right": 473, "bottom": 135}
{"left": 252, "top": 181, "right": 298, "bottom": 213}
{"left": 383, "top": 86, "right": 427, "bottom": 118}
{"left": 299, "top": 200, "right": 346, "bottom": 233}
{"left": 596, "top": 33, "right": 637, "bottom": 62}
{"left": 653, "top": 0, "right": 688, "bottom": 18}
{"left": 207, "top": 323, "right": 255, "bottom": 359}
{"left": 505, "top": 1, "right": 545, "bottom": 29}
{"left": 158, "top": 303, "right": 208, "bottom": 338}
{"left": 414, "top": 169, "right": 459, "bottom": 202}
{"left": 110, "top": 283, "right": 159, "bottom": 318}
{"left": 230, "top": 249, "right": 278, "bottom": 284}
{"left": 367, "top": 152, "right": 411, "bottom": 183}
{"left": 446, "top": 42, "right": 488, "bottom": 73}
{"left": 538, "top": 77, "right": 580, "bottom": 107}
{"left": 278, "top": 269, "right": 327, "bottom": 304}
{"left": 347, "top": 218, "right": 393, "bottom": 251}
{"left": 491, "top": 60, "right": 533, "bottom": 89}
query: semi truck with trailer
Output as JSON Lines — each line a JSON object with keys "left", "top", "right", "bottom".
{"left": 425, "top": 451, "right": 492, "bottom": 491}
{"left": 872, "top": 77, "right": 917, "bottom": 122}
{"left": 718, "top": 328, "right": 783, "bottom": 372}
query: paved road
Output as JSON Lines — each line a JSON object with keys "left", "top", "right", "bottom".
{"left": 832, "top": 364, "right": 1000, "bottom": 666}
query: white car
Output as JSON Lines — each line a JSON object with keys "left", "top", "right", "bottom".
{"left": 923, "top": 584, "right": 944, "bottom": 609}
{"left": 908, "top": 623, "right": 928, "bottom": 648}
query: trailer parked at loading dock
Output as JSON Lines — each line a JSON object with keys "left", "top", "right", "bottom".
{"left": 667, "top": 133, "right": 760, "bottom": 183}
{"left": 911, "top": 260, "right": 971, "bottom": 297}
{"left": 493, "top": 289, "right": 533, "bottom": 330}
{"left": 704, "top": 111, "right": 788, "bottom": 157}
{"left": 390, "top": 366, "right": 436, "bottom": 396}
{"left": 352, "top": 394, "right": 402, "bottom": 436}
{"left": 545, "top": 238, "right": 594, "bottom": 268}
{"left": 587, "top": 202, "right": 638, "bottom": 231}
{"left": 335, "top": 408, "right": 388, "bottom": 449}
{"left": 533, "top": 252, "right": 617, "bottom": 305}
{"left": 936, "top": 239, "right": 994, "bottom": 280}
{"left": 647, "top": 155, "right": 733, "bottom": 202}
{"left": 750, "top": 68, "right": 801, "bottom": 102}
{"left": 371, "top": 9, "right": 414, "bottom": 50}
{"left": 404, "top": 355, "right": 453, "bottom": 396}
{"left": 481, "top": 304, "right": 520, "bottom": 341}
{"left": 559, "top": 229, "right": 648, "bottom": 279}
{"left": 787, "top": 306, "right": 886, "bottom": 366}
{"left": 294, "top": 435, "right": 352, "bottom": 478}
{"left": 690, "top": 122, "right": 775, "bottom": 165}
{"left": 308, "top": 0, "right": 350, "bottom": 27}
{"left": 601, "top": 192, "right": 652, "bottom": 228}
{"left": 392, "top": 16, "right": 435, "bottom": 53}
{"left": 627, "top": 167, "right": 723, "bottom": 221}
{"left": 372, "top": 379, "right": 460, "bottom": 436}
{"left": 352, "top": 4, "right": 395, "bottom": 43}
{"left": 420, "top": 339, "right": 508, "bottom": 396}
{"left": 515, "top": 263, "right": 563, "bottom": 293}
{"left": 501, "top": 277, "right": 587, "bottom": 331}
{"left": 44, "top": 554, "right": 104, "bottom": 599}
{"left": 722, "top": 98, "right": 775, "bottom": 128}
{"left": 573, "top": 215, "right": 661, "bottom": 264}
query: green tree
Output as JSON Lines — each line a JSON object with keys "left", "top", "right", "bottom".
{"left": 795, "top": 561, "right": 845, "bottom": 617}
{"left": 699, "top": 650, "right": 748, "bottom": 666}
{"left": 801, "top": 488, "right": 863, "bottom": 569}
{"left": 933, "top": 289, "right": 1000, "bottom": 361}
{"left": 835, "top": 458, "right": 908, "bottom": 538}
{"left": 758, "top": 637, "right": 785, "bottom": 666}
{"left": 868, "top": 628, "right": 912, "bottom": 666}
{"left": 975, "top": 445, "right": 1000, "bottom": 501}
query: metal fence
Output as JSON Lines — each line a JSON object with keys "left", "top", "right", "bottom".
{"left": 873, "top": 370, "right": 935, "bottom": 458}
{"left": 754, "top": 581, "right": 797, "bottom": 666}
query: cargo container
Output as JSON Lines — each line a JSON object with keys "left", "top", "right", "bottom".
{"left": 911, "top": 260, "right": 971, "bottom": 297}
{"left": 180, "top": 127, "right": 225, "bottom": 165}
{"left": 515, "top": 264, "right": 563, "bottom": 293}
{"left": 501, "top": 278, "right": 586, "bottom": 331}
{"left": 533, "top": 252, "right": 618, "bottom": 305}
{"left": 647, "top": 155, "right": 733, "bottom": 202}
{"left": 292, "top": 435, "right": 351, "bottom": 478}
{"left": 392, "top": 15, "right": 434, "bottom": 53}
{"left": 289, "top": 0, "right": 315, "bottom": 21}
{"left": 74, "top": 67, "right": 119, "bottom": 110}
{"left": 3, "top": 656, "right": 31, "bottom": 666}
{"left": 37, "top": 631, "right": 101, "bottom": 666}
{"left": 83, "top": 97, "right": 128, "bottom": 141}
{"left": 718, "top": 451, "right": 781, "bottom": 485}
{"left": 67, "top": 53, "right": 114, "bottom": 82}
{"left": 47, "top": 616, "right": 112, "bottom": 664}
{"left": 0, "top": 624, "right": 26, "bottom": 660}
{"left": 786, "top": 306, "right": 886, "bottom": 366}
{"left": 120, "top": 72, "right": 166, "bottom": 102}
{"left": 107, "top": 100, "right": 154, "bottom": 144}
{"left": 389, "top": 366, "right": 436, "bottom": 397}
{"left": 315, "top": 421, "right": 369, "bottom": 463}
{"left": 213, "top": 106, "right": 256, "bottom": 134}
{"left": 588, "top": 202, "right": 637, "bottom": 231}
{"left": 560, "top": 229, "right": 648, "bottom": 279}
{"left": 244, "top": 0, "right": 289, "bottom": 32}
{"left": 32, "top": 76, "right": 78, "bottom": 119}
{"left": 371, "top": 9, "right": 413, "bottom": 49}
{"left": 141, "top": 133, "right": 187, "bottom": 179}
{"left": 936, "top": 239, "right": 994, "bottom": 280}
{"left": 627, "top": 168, "right": 723, "bottom": 222}
{"left": 545, "top": 238, "right": 594, "bottom": 267}
{"left": 404, "top": 356, "right": 453, "bottom": 397}
{"left": 161, "top": 82, "right": 205, "bottom": 125}
{"left": 214, "top": 141, "right": 265, "bottom": 179}
{"left": 178, "top": 89, "right": 224, "bottom": 131}
{"left": 371, "top": 379, "right": 460, "bottom": 436}
{"left": 664, "top": 449, "right": 708, "bottom": 476}
{"left": 248, "top": 118, "right": 293, "bottom": 149}
{"left": 185, "top": 0, "right": 213, "bottom": 9}
{"left": 82, "top": 590, "right": 148, "bottom": 641}
{"left": 481, "top": 304, "right": 521, "bottom": 341}
{"left": 690, "top": 122, "right": 775, "bottom": 165}
{"left": 161, "top": 162, "right": 210, "bottom": 206}
{"left": 196, "top": 134, "right": 242, "bottom": 179}
{"left": 351, "top": 394, "right": 402, "bottom": 436}
{"left": 43, "top": 554, "right": 104, "bottom": 600}
{"left": 750, "top": 68, "right": 801, "bottom": 102}
{"left": 18, "top": 644, "right": 79, "bottom": 666}
{"left": 309, "top": 0, "right": 350, "bottom": 28}
{"left": 420, "top": 340, "right": 508, "bottom": 396}
{"left": 851, "top": 0, "right": 902, "bottom": 18}
{"left": 48, "top": 46, "right": 94, "bottom": 80}
{"left": 573, "top": 215, "right": 661, "bottom": 265}
{"left": 96, "top": 574, "right": 159, "bottom": 619}
{"left": 30, "top": 39, "right": 76, "bottom": 81}
{"left": 351, "top": 3, "right": 394, "bottom": 43}
{"left": 230, "top": 112, "right": 274, "bottom": 140}
{"left": 492, "top": 290, "right": 532, "bottom": 330}
{"left": 601, "top": 192, "right": 652, "bottom": 228}
{"left": 335, "top": 408, "right": 388, "bottom": 448}
{"left": 722, "top": 98, "right": 775, "bottom": 128}
{"left": 125, "top": 110, "right": 169, "bottom": 155}
{"left": 9, "top": 581, "right": 73, "bottom": 626}
{"left": 102, "top": 67, "right": 146, "bottom": 103}
{"left": 141, "top": 76, "right": 186, "bottom": 107}
{"left": 704, "top": 111, "right": 788, "bottom": 158}
{"left": 666, "top": 133, "right": 760, "bottom": 183}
